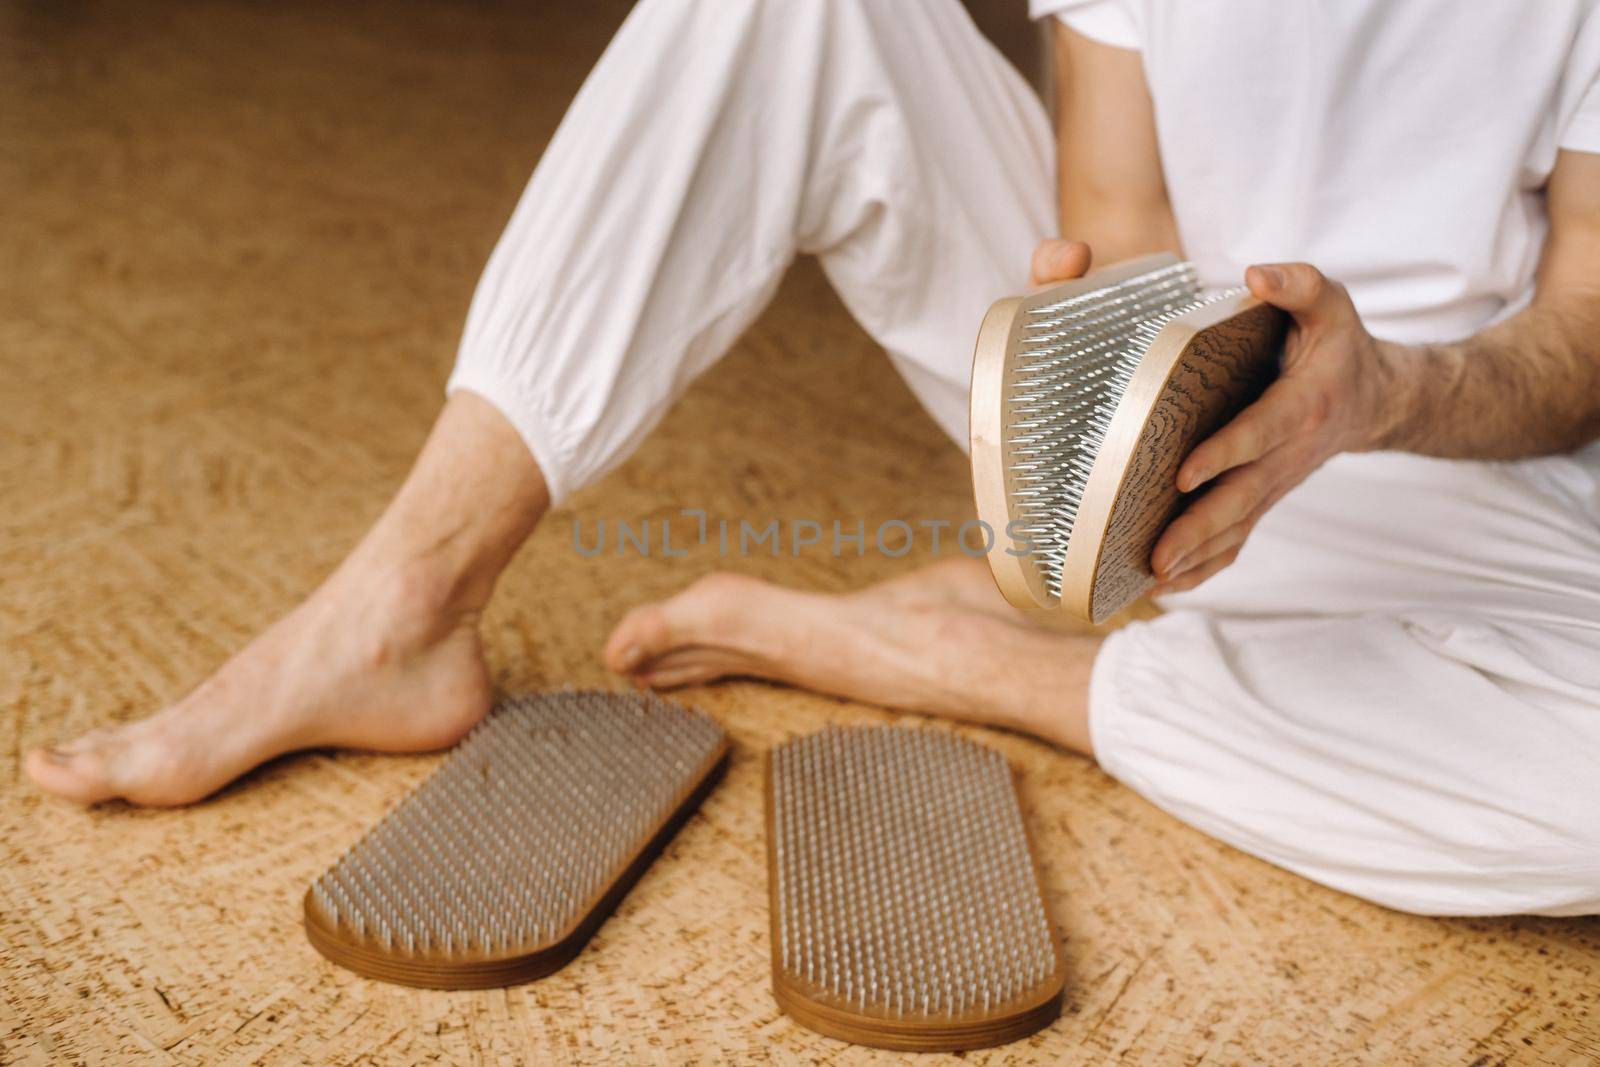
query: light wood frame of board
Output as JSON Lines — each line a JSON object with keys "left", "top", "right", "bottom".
{"left": 969, "top": 253, "right": 1286, "bottom": 623}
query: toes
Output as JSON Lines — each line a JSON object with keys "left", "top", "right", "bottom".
{"left": 50, "top": 726, "right": 111, "bottom": 756}
{"left": 661, "top": 572, "right": 768, "bottom": 640}
{"left": 605, "top": 572, "right": 774, "bottom": 675}
{"left": 24, "top": 743, "right": 120, "bottom": 805}
{"left": 634, "top": 664, "right": 720, "bottom": 689}
{"left": 604, "top": 602, "right": 676, "bottom": 674}
{"left": 631, "top": 646, "right": 746, "bottom": 689}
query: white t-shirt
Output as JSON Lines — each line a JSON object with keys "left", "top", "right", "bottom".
{"left": 1031, "top": 0, "right": 1600, "bottom": 344}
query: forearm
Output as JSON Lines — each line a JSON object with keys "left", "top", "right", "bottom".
{"left": 1150, "top": 154, "right": 1600, "bottom": 591}
{"left": 1369, "top": 290, "right": 1600, "bottom": 458}
{"left": 1051, "top": 22, "right": 1180, "bottom": 265}
{"left": 1058, "top": 187, "right": 1181, "bottom": 266}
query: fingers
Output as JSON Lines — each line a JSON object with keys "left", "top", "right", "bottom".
{"left": 1148, "top": 259, "right": 1362, "bottom": 598}
{"left": 1176, "top": 376, "right": 1314, "bottom": 492}
{"left": 1153, "top": 463, "right": 1268, "bottom": 576}
{"left": 1030, "top": 238, "right": 1092, "bottom": 287}
{"left": 1245, "top": 261, "right": 1354, "bottom": 329}
{"left": 1158, "top": 497, "right": 1268, "bottom": 583}
{"left": 1149, "top": 545, "right": 1241, "bottom": 598}
{"left": 1154, "top": 457, "right": 1302, "bottom": 581}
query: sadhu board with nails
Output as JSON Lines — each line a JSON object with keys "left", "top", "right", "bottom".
{"left": 970, "top": 252, "right": 1287, "bottom": 623}
{"left": 303, "top": 689, "right": 728, "bottom": 989}
{"left": 766, "top": 725, "right": 1067, "bottom": 1051}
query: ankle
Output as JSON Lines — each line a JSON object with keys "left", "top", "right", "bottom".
{"left": 329, "top": 550, "right": 488, "bottom": 647}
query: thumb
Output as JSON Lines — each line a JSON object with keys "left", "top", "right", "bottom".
{"left": 1030, "top": 239, "right": 1091, "bottom": 286}
{"left": 1245, "top": 262, "right": 1350, "bottom": 328}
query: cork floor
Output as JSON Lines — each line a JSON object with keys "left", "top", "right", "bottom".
{"left": 4, "top": 2, "right": 1597, "bottom": 1064}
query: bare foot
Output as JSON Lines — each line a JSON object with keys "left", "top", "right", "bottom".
{"left": 24, "top": 392, "right": 546, "bottom": 807}
{"left": 24, "top": 564, "right": 493, "bottom": 806}
{"left": 862, "top": 556, "right": 1037, "bottom": 619}
{"left": 604, "top": 559, "right": 1099, "bottom": 753}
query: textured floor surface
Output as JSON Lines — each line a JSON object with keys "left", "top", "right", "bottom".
{"left": 3, "top": 2, "right": 1598, "bottom": 1064}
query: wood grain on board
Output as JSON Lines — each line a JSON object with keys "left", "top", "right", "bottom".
{"left": 1083, "top": 300, "right": 1286, "bottom": 622}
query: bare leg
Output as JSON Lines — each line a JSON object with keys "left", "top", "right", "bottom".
{"left": 604, "top": 559, "right": 1099, "bottom": 755}
{"left": 25, "top": 393, "right": 548, "bottom": 806}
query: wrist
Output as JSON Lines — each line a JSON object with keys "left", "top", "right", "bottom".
{"left": 1352, "top": 339, "right": 1422, "bottom": 453}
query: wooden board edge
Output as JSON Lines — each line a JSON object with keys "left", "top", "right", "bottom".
{"left": 1059, "top": 293, "right": 1275, "bottom": 622}
{"left": 969, "top": 252, "right": 1182, "bottom": 613}
{"left": 304, "top": 722, "right": 731, "bottom": 989}
{"left": 969, "top": 294, "right": 1052, "bottom": 611}
{"left": 764, "top": 728, "right": 1068, "bottom": 1052}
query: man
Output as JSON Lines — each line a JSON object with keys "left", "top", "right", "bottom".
{"left": 27, "top": 0, "right": 1600, "bottom": 916}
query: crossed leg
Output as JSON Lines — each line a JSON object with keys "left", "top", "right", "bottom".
{"left": 604, "top": 560, "right": 1099, "bottom": 754}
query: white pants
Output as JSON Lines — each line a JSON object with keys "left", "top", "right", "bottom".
{"left": 449, "top": 0, "right": 1600, "bottom": 916}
